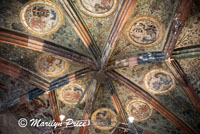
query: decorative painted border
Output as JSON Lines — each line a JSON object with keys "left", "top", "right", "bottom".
{"left": 125, "top": 98, "right": 153, "bottom": 122}
{"left": 144, "top": 69, "right": 176, "bottom": 94}
{"left": 91, "top": 108, "right": 117, "bottom": 130}
{"left": 35, "top": 54, "right": 69, "bottom": 78}
{"left": 76, "top": 0, "right": 119, "bottom": 18}
{"left": 20, "top": 0, "right": 63, "bottom": 36}
{"left": 57, "top": 83, "right": 86, "bottom": 105}
{"left": 125, "top": 15, "right": 165, "bottom": 47}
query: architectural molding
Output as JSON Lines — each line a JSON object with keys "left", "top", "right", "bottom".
{"left": 100, "top": 0, "right": 137, "bottom": 68}
{"left": 163, "top": 0, "right": 193, "bottom": 58}
{"left": 0, "top": 28, "right": 95, "bottom": 68}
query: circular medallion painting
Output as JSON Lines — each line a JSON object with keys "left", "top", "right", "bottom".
{"left": 126, "top": 99, "right": 153, "bottom": 122}
{"left": 20, "top": 0, "right": 63, "bottom": 36}
{"left": 58, "top": 84, "right": 86, "bottom": 105}
{"left": 144, "top": 69, "right": 175, "bottom": 94}
{"left": 76, "top": 0, "right": 118, "bottom": 17}
{"left": 91, "top": 108, "right": 117, "bottom": 130}
{"left": 35, "top": 54, "right": 68, "bottom": 78}
{"left": 126, "top": 15, "right": 164, "bottom": 47}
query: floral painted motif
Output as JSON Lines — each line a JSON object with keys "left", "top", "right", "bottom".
{"left": 76, "top": 0, "right": 118, "bottom": 17}
{"left": 91, "top": 108, "right": 117, "bottom": 130}
{"left": 126, "top": 99, "right": 153, "bottom": 122}
{"left": 20, "top": 0, "right": 63, "bottom": 36}
{"left": 35, "top": 54, "right": 68, "bottom": 78}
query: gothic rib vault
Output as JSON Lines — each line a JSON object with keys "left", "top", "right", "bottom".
{"left": 0, "top": 0, "right": 200, "bottom": 134}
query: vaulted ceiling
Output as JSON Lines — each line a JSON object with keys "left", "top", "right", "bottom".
{"left": 0, "top": 0, "right": 200, "bottom": 134}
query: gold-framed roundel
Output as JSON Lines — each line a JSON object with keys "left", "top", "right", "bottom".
{"left": 144, "top": 69, "right": 175, "bottom": 94}
{"left": 126, "top": 15, "right": 164, "bottom": 47}
{"left": 76, "top": 0, "right": 119, "bottom": 17}
{"left": 20, "top": 0, "right": 63, "bottom": 36}
{"left": 91, "top": 108, "right": 118, "bottom": 130}
{"left": 35, "top": 54, "right": 68, "bottom": 78}
{"left": 126, "top": 99, "right": 153, "bottom": 122}
{"left": 58, "top": 84, "right": 86, "bottom": 105}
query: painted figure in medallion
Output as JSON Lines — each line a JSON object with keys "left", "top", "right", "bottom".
{"left": 76, "top": 0, "right": 118, "bottom": 17}
{"left": 26, "top": 5, "right": 57, "bottom": 31}
{"left": 62, "top": 85, "right": 84, "bottom": 104}
{"left": 126, "top": 16, "right": 164, "bottom": 47}
{"left": 129, "top": 20, "right": 158, "bottom": 44}
{"left": 144, "top": 69, "right": 175, "bottom": 94}
{"left": 147, "top": 72, "right": 172, "bottom": 91}
{"left": 20, "top": 0, "right": 63, "bottom": 36}
{"left": 82, "top": 0, "right": 113, "bottom": 13}
{"left": 31, "top": 6, "right": 50, "bottom": 29}
{"left": 35, "top": 54, "right": 68, "bottom": 78}
{"left": 58, "top": 84, "right": 86, "bottom": 105}
{"left": 91, "top": 108, "right": 117, "bottom": 130}
{"left": 126, "top": 100, "right": 153, "bottom": 122}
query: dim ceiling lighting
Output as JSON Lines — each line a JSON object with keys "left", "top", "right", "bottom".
{"left": 59, "top": 115, "right": 66, "bottom": 121}
{"left": 128, "top": 116, "right": 134, "bottom": 123}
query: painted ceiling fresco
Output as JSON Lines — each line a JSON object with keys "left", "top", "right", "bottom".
{"left": 74, "top": 0, "right": 123, "bottom": 50}
{"left": 125, "top": 15, "right": 164, "bottom": 47}
{"left": 125, "top": 99, "right": 153, "bottom": 122}
{"left": 0, "top": 0, "right": 90, "bottom": 56}
{"left": 144, "top": 69, "right": 175, "bottom": 94}
{"left": 178, "top": 58, "right": 200, "bottom": 97}
{"left": 0, "top": 42, "right": 85, "bottom": 83}
{"left": 91, "top": 108, "right": 118, "bottom": 131}
{"left": 20, "top": 0, "right": 63, "bottom": 36}
{"left": 0, "top": 0, "right": 200, "bottom": 134}
{"left": 115, "top": 61, "right": 200, "bottom": 132}
{"left": 0, "top": 73, "right": 52, "bottom": 134}
{"left": 87, "top": 83, "right": 119, "bottom": 134}
{"left": 113, "top": 80, "right": 181, "bottom": 134}
{"left": 0, "top": 73, "right": 36, "bottom": 111}
{"left": 9, "top": 93, "right": 55, "bottom": 134}
{"left": 110, "top": 0, "right": 178, "bottom": 60}
{"left": 175, "top": 1, "right": 200, "bottom": 49}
